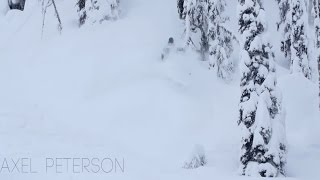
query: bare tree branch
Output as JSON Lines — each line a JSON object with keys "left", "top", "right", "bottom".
{"left": 41, "top": 0, "right": 63, "bottom": 38}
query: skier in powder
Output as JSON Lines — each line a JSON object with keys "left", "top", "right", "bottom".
{"left": 161, "top": 37, "right": 175, "bottom": 60}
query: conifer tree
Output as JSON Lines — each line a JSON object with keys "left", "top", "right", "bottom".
{"left": 77, "top": 0, "right": 87, "bottom": 26}
{"left": 208, "top": 0, "right": 234, "bottom": 80}
{"left": 313, "top": 0, "right": 320, "bottom": 110}
{"left": 290, "top": 0, "right": 311, "bottom": 79}
{"left": 238, "top": 0, "right": 286, "bottom": 177}
{"left": 185, "top": 0, "right": 209, "bottom": 60}
{"left": 178, "top": 0, "right": 188, "bottom": 20}
{"left": 276, "top": 0, "right": 292, "bottom": 61}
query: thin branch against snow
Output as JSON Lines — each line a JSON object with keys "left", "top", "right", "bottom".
{"left": 51, "top": 0, "right": 62, "bottom": 33}
{"left": 41, "top": 0, "right": 63, "bottom": 38}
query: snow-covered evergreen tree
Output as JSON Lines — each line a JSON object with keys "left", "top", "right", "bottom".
{"left": 238, "top": 0, "right": 287, "bottom": 177}
{"left": 290, "top": 0, "right": 311, "bottom": 79}
{"left": 185, "top": 0, "right": 209, "bottom": 60}
{"left": 180, "top": 0, "right": 236, "bottom": 79}
{"left": 312, "top": 0, "right": 320, "bottom": 110}
{"left": 77, "top": 0, "right": 87, "bottom": 26}
{"left": 178, "top": 0, "right": 188, "bottom": 20}
{"left": 208, "top": 0, "right": 234, "bottom": 81}
{"left": 276, "top": 0, "right": 292, "bottom": 61}
{"left": 79, "top": 0, "right": 120, "bottom": 25}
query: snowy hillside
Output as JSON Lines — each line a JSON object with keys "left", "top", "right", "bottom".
{"left": 0, "top": 0, "right": 319, "bottom": 180}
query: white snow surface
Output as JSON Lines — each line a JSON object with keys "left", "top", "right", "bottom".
{"left": 0, "top": 0, "right": 319, "bottom": 179}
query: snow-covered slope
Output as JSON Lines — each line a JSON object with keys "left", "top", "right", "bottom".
{"left": 0, "top": 0, "right": 319, "bottom": 180}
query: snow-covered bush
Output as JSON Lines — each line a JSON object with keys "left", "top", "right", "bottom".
{"left": 0, "top": 0, "right": 26, "bottom": 15}
{"left": 183, "top": 145, "right": 207, "bottom": 169}
{"left": 78, "top": 0, "right": 120, "bottom": 26}
{"left": 8, "top": 0, "right": 26, "bottom": 10}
